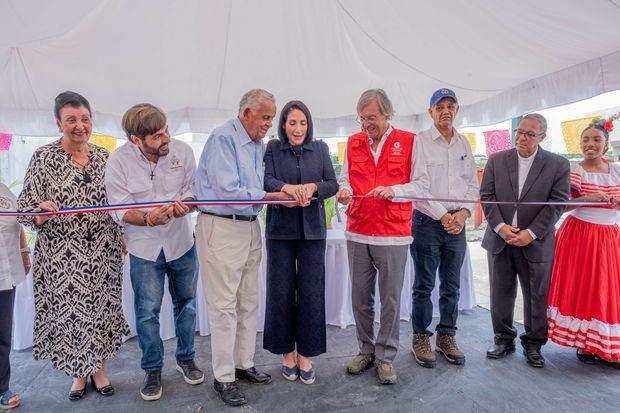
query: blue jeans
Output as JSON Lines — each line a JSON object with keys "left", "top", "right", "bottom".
{"left": 130, "top": 244, "right": 198, "bottom": 372}
{"left": 411, "top": 210, "right": 466, "bottom": 336}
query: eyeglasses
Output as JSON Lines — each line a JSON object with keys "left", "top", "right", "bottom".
{"left": 513, "top": 129, "right": 543, "bottom": 139}
{"left": 356, "top": 115, "right": 379, "bottom": 124}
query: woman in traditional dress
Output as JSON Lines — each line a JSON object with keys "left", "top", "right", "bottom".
{"left": 547, "top": 118, "right": 620, "bottom": 366}
{"left": 17, "top": 91, "right": 129, "bottom": 399}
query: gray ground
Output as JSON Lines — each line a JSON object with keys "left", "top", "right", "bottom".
{"left": 10, "top": 306, "right": 619, "bottom": 413}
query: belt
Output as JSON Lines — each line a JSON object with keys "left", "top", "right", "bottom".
{"left": 202, "top": 212, "right": 257, "bottom": 222}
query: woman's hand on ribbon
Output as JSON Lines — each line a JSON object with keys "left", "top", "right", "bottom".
{"left": 33, "top": 201, "right": 59, "bottom": 226}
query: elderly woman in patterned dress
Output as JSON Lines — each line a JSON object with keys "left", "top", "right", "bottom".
{"left": 17, "top": 91, "right": 129, "bottom": 401}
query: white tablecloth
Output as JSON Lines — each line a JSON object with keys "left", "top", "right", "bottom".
{"left": 13, "top": 230, "right": 474, "bottom": 350}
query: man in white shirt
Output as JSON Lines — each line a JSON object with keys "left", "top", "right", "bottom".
{"left": 480, "top": 114, "right": 569, "bottom": 368}
{"left": 407, "top": 89, "right": 478, "bottom": 368}
{"left": 105, "top": 103, "right": 203, "bottom": 401}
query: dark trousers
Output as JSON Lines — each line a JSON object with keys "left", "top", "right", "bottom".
{"left": 0, "top": 288, "right": 15, "bottom": 394}
{"left": 488, "top": 245, "right": 552, "bottom": 349}
{"left": 263, "top": 239, "right": 327, "bottom": 357}
{"left": 411, "top": 210, "right": 466, "bottom": 336}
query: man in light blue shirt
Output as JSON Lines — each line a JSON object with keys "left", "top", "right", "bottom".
{"left": 194, "top": 89, "right": 286, "bottom": 407}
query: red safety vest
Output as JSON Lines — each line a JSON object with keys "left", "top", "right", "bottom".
{"left": 345, "top": 128, "right": 415, "bottom": 237}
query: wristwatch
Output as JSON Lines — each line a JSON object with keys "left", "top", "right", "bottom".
{"left": 20, "top": 247, "right": 30, "bottom": 254}
{"left": 143, "top": 212, "right": 149, "bottom": 226}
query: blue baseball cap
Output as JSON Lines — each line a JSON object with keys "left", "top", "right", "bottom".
{"left": 429, "top": 88, "right": 458, "bottom": 107}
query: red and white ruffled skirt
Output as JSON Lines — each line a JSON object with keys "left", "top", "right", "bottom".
{"left": 547, "top": 215, "right": 620, "bottom": 361}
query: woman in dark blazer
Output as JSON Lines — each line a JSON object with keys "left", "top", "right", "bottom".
{"left": 263, "top": 100, "right": 338, "bottom": 384}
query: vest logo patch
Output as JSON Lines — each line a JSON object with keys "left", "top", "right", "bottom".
{"left": 391, "top": 141, "right": 403, "bottom": 155}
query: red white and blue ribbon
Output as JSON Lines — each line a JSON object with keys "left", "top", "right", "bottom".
{"left": 0, "top": 199, "right": 299, "bottom": 217}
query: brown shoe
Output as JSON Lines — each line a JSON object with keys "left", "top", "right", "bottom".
{"left": 436, "top": 333, "right": 466, "bottom": 365}
{"left": 412, "top": 333, "right": 436, "bottom": 368}
{"left": 346, "top": 353, "right": 375, "bottom": 375}
{"left": 376, "top": 361, "right": 397, "bottom": 384}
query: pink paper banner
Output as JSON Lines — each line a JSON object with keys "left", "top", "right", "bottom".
{"left": 483, "top": 129, "right": 511, "bottom": 157}
{"left": 0, "top": 134, "right": 12, "bottom": 151}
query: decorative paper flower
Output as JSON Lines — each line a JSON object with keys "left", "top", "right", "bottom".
{"left": 589, "top": 113, "right": 618, "bottom": 133}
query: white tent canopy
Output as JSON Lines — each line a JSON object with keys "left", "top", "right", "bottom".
{"left": 1, "top": 0, "right": 620, "bottom": 138}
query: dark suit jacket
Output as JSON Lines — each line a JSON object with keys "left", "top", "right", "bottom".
{"left": 264, "top": 138, "right": 338, "bottom": 240}
{"left": 480, "top": 147, "right": 570, "bottom": 262}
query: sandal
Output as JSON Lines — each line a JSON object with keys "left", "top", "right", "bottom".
{"left": 0, "top": 390, "right": 20, "bottom": 410}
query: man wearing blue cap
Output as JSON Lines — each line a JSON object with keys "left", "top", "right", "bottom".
{"left": 405, "top": 88, "right": 478, "bottom": 368}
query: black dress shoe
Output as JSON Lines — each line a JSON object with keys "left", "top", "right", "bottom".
{"left": 91, "top": 376, "right": 115, "bottom": 396}
{"left": 486, "top": 342, "right": 516, "bottom": 359}
{"left": 523, "top": 348, "right": 545, "bottom": 368}
{"left": 214, "top": 380, "right": 247, "bottom": 406}
{"left": 68, "top": 385, "right": 87, "bottom": 401}
{"left": 235, "top": 367, "right": 272, "bottom": 384}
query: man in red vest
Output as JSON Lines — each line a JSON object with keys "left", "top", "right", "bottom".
{"left": 337, "top": 89, "right": 415, "bottom": 384}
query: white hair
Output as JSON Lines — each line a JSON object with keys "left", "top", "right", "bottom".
{"left": 238, "top": 89, "right": 276, "bottom": 116}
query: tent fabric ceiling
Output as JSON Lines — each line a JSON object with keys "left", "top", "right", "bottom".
{"left": 1, "top": 0, "right": 620, "bottom": 138}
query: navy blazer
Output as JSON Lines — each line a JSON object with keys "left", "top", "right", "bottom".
{"left": 264, "top": 138, "right": 339, "bottom": 240}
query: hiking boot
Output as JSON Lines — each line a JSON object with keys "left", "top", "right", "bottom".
{"left": 346, "top": 353, "right": 375, "bottom": 374}
{"left": 376, "top": 361, "right": 397, "bottom": 384}
{"left": 412, "top": 333, "right": 436, "bottom": 368}
{"left": 436, "top": 333, "right": 466, "bottom": 365}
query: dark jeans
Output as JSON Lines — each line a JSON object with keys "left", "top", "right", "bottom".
{"left": 0, "top": 288, "right": 15, "bottom": 394}
{"left": 411, "top": 210, "right": 466, "bottom": 336}
{"left": 130, "top": 244, "right": 198, "bottom": 372}
{"left": 263, "top": 239, "right": 327, "bottom": 357}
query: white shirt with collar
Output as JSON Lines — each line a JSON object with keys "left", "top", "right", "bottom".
{"left": 493, "top": 147, "right": 538, "bottom": 239}
{"left": 0, "top": 183, "right": 25, "bottom": 290}
{"left": 105, "top": 138, "right": 196, "bottom": 262}
{"left": 395, "top": 125, "right": 478, "bottom": 220}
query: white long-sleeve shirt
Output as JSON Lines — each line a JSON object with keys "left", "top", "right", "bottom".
{"left": 396, "top": 125, "right": 478, "bottom": 220}
{"left": 105, "top": 139, "right": 196, "bottom": 262}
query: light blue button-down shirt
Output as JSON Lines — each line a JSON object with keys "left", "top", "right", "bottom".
{"left": 194, "top": 117, "right": 267, "bottom": 216}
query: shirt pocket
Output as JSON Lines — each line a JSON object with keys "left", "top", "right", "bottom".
{"left": 165, "top": 168, "right": 185, "bottom": 196}
{"left": 127, "top": 179, "right": 152, "bottom": 198}
{"left": 426, "top": 160, "right": 445, "bottom": 183}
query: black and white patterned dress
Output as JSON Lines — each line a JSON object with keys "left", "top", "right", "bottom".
{"left": 17, "top": 139, "right": 129, "bottom": 378}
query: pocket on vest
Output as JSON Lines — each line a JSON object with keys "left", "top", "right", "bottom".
{"left": 385, "top": 202, "right": 412, "bottom": 222}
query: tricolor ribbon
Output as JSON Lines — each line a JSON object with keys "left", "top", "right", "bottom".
{"left": 0, "top": 196, "right": 612, "bottom": 217}
{"left": 0, "top": 199, "right": 299, "bottom": 217}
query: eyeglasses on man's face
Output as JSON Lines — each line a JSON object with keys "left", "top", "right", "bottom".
{"left": 513, "top": 129, "right": 542, "bottom": 139}
{"left": 356, "top": 115, "right": 380, "bottom": 124}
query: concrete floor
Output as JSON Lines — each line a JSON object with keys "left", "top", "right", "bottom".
{"left": 9, "top": 306, "right": 619, "bottom": 413}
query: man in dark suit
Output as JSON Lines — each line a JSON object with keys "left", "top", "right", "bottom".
{"left": 480, "top": 113, "right": 570, "bottom": 368}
